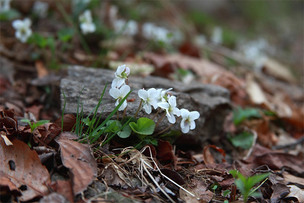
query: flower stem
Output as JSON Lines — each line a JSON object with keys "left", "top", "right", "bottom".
{"left": 152, "top": 108, "right": 161, "bottom": 120}
{"left": 122, "top": 107, "right": 127, "bottom": 120}
{"left": 155, "top": 112, "right": 166, "bottom": 129}
{"left": 156, "top": 123, "right": 174, "bottom": 136}
{"left": 134, "top": 99, "right": 143, "bottom": 118}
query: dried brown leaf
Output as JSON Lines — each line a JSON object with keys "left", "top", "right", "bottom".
{"left": 54, "top": 114, "right": 76, "bottom": 132}
{"left": 56, "top": 136, "right": 97, "bottom": 194}
{"left": 0, "top": 139, "right": 50, "bottom": 201}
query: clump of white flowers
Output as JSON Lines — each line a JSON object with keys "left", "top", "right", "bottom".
{"left": 113, "top": 19, "right": 138, "bottom": 36}
{"left": 109, "top": 85, "right": 130, "bottom": 111}
{"left": 79, "top": 10, "right": 96, "bottom": 34}
{"left": 138, "top": 88, "right": 158, "bottom": 114}
{"left": 109, "top": 65, "right": 200, "bottom": 133}
{"left": 0, "top": 0, "right": 11, "bottom": 12}
{"left": 12, "top": 18, "right": 32, "bottom": 43}
{"left": 111, "top": 64, "right": 130, "bottom": 88}
{"left": 109, "top": 65, "right": 131, "bottom": 111}
{"left": 32, "top": 1, "right": 49, "bottom": 18}
{"left": 211, "top": 26, "right": 222, "bottom": 45}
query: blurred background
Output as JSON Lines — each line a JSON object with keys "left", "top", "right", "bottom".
{"left": 0, "top": 0, "right": 303, "bottom": 83}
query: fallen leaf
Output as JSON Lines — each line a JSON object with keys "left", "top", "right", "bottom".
{"left": 144, "top": 52, "right": 248, "bottom": 105}
{"left": 262, "top": 58, "right": 296, "bottom": 83}
{"left": 286, "top": 185, "right": 304, "bottom": 202}
{"left": 248, "top": 144, "right": 304, "bottom": 175}
{"left": 245, "top": 74, "right": 267, "bottom": 105}
{"left": 33, "top": 123, "right": 61, "bottom": 145}
{"left": 157, "top": 140, "right": 176, "bottom": 165}
{"left": 180, "top": 179, "right": 213, "bottom": 203}
{"left": 39, "top": 192, "right": 69, "bottom": 203}
{"left": 35, "top": 61, "right": 49, "bottom": 78}
{"left": 203, "top": 145, "right": 226, "bottom": 164}
{"left": 50, "top": 180, "right": 74, "bottom": 203}
{"left": 283, "top": 172, "right": 304, "bottom": 186}
{"left": 54, "top": 114, "right": 76, "bottom": 132}
{"left": 102, "top": 164, "right": 129, "bottom": 187}
{"left": 56, "top": 135, "right": 97, "bottom": 194}
{"left": 270, "top": 183, "right": 290, "bottom": 202}
{"left": 25, "top": 105, "right": 43, "bottom": 121}
{"left": 0, "top": 139, "right": 50, "bottom": 201}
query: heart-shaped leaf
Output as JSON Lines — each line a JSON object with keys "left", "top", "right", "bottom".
{"left": 129, "top": 117, "right": 155, "bottom": 136}
{"left": 117, "top": 125, "right": 131, "bottom": 138}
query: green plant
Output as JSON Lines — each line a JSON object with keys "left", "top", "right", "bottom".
{"left": 228, "top": 131, "right": 254, "bottom": 150}
{"left": 233, "top": 107, "right": 261, "bottom": 125}
{"left": 0, "top": 9, "right": 20, "bottom": 21}
{"left": 129, "top": 117, "right": 155, "bottom": 136}
{"left": 74, "top": 84, "right": 132, "bottom": 144}
{"left": 229, "top": 170, "right": 269, "bottom": 202}
{"left": 21, "top": 119, "right": 50, "bottom": 132}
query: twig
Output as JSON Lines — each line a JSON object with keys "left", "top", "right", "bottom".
{"left": 272, "top": 136, "right": 304, "bottom": 150}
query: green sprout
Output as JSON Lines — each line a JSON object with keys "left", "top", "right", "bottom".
{"left": 230, "top": 170, "right": 269, "bottom": 202}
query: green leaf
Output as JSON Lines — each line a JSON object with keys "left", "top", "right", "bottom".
{"left": 247, "top": 173, "right": 269, "bottom": 189}
{"left": 0, "top": 9, "right": 20, "bottom": 21}
{"left": 104, "top": 120, "right": 122, "bottom": 133}
{"left": 223, "top": 190, "right": 231, "bottom": 197}
{"left": 129, "top": 117, "right": 155, "bottom": 136}
{"left": 235, "top": 179, "right": 246, "bottom": 196}
{"left": 91, "top": 89, "right": 131, "bottom": 143}
{"left": 28, "top": 33, "right": 48, "bottom": 48}
{"left": 249, "top": 191, "right": 262, "bottom": 198}
{"left": 117, "top": 125, "right": 131, "bottom": 138}
{"left": 233, "top": 107, "right": 261, "bottom": 125}
{"left": 20, "top": 119, "right": 49, "bottom": 132}
{"left": 57, "top": 28, "right": 74, "bottom": 42}
{"left": 229, "top": 131, "right": 254, "bottom": 149}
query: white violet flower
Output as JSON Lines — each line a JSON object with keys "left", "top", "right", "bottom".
{"left": 112, "top": 64, "right": 130, "bottom": 88}
{"left": 156, "top": 88, "right": 172, "bottom": 103}
{"left": 158, "top": 96, "right": 180, "bottom": 124}
{"left": 180, "top": 109, "right": 200, "bottom": 133}
{"left": 138, "top": 88, "right": 158, "bottom": 114}
{"left": 12, "top": 18, "right": 32, "bottom": 43}
{"left": 32, "top": 1, "right": 49, "bottom": 18}
{"left": 0, "top": 0, "right": 11, "bottom": 12}
{"left": 211, "top": 26, "right": 222, "bottom": 45}
{"left": 79, "top": 10, "right": 96, "bottom": 34}
{"left": 109, "top": 85, "right": 130, "bottom": 111}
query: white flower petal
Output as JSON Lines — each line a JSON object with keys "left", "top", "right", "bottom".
{"left": 190, "top": 120, "right": 196, "bottom": 130}
{"left": 180, "top": 108, "right": 189, "bottom": 118}
{"left": 168, "top": 96, "right": 176, "bottom": 107}
{"left": 158, "top": 102, "right": 169, "bottom": 110}
{"left": 167, "top": 113, "right": 176, "bottom": 124}
{"left": 115, "top": 99, "right": 120, "bottom": 107}
{"left": 12, "top": 20, "right": 23, "bottom": 29}
{"left": 173, "top": 108, "right": 180, "bottom": 116}
{"left": 181, "top": 122, "right": 190, "bottom": 133}
{"left": 138, "top": 89, "right": 148, "bottom": 100}
{"left": 143, "top": 104, "right": 152, "bottom": 114}
{"left": 23, "top": 18, "right": 31, "bottom": 27}
{"left": 120, "top": 85, "right": 130, "bottom": 97}
{"left": 116, "top": 65, "right": 125, "bottom": 76}
{"left": 150, "top": 99, "right": 158, "bottom": 109}
{"left": 118, "top": 100, "right": 127, "bottom": 111}
{"left": 124, "top": 66, "right": 130, "bottom": 75}
{"left": 112, "top": 78, "right": 125, "bottom": 88}
{"left": 190, "top": 111, "right": 200, "bottom": 120}
{"left": 109, "top": 88, "right": 120, "bottom": 99}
